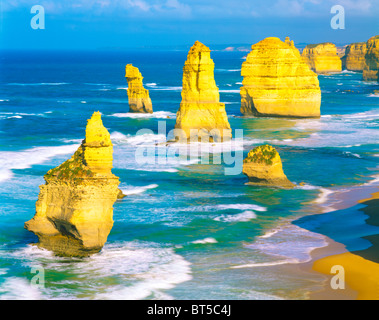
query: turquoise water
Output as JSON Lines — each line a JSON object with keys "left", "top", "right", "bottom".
{"left": 0, "top": 50, "right": 379, "bottom": 299}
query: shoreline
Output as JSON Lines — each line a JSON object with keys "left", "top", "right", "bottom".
{"left": 298, "top": 184, "right": 379, "bottom": 300}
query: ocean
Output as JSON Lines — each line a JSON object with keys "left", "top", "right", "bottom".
{"left": 0, "top": 49, "right": 378, "bottom": 300}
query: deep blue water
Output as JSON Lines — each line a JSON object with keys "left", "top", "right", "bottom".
{"left": 0, "top": 49, "right": 379, "bottom": 299}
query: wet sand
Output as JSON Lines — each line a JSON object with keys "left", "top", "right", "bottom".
{"left": 303, "top": 189, "right": 379, "bottom": 300}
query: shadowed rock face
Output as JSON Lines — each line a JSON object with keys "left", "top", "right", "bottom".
{"left": 174, "top": 41, "right": 231, "bottom": 142}
{"left": 24, "top": 112, "right": 120, "bottom": 257}
{"left": 342, "top": 42, "right": 367, "bottom": 72}
{"left": 242, "top": 145, "right": 294, "bottom": 188}
{"left": 125, "top": 64, "right": 153, "bottom": 113}
{"left": 240, "top": 37, "right": 321, "bottom": 118}
{"left": 363, "top": 36, "right": 379, "bottom": 82}
{"left": 301, "top": 42, "right": 342, "bottom": 74}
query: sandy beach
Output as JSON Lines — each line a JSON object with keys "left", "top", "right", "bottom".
{"left": 303, "top": 188, "right": 379, "bottom": 300}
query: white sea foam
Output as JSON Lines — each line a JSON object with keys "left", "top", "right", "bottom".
{"left": 219, "top": 89, "right": 240, "bottom": 93}
{"left": 215, "top": 204, "right": 267, "bottom": 212}
{"left": 314, "top": 188, "right": 334, "bottom": 205}
{"left": 134, "top": 167, "right": 179, "bottom": 173}
{"left": 339, "top": 70, "right": 359, "bottom": 74}
{"left": 368, "top": 93, "right": 379, "bottom": 98}
{"left": 0, "top": 112, "right": 46, "bottom": 118}
{"left": 361, "top": 81, "right": 379, "bottom": 86}
{"left": 172, "top": 138, "right": 245, "bottom": 156}
{"left": 258, "top": 229, "right": 279, "bottom": 239}
{"left": 109, "top": 132, "right": 191, "bottom": 173}
{"left": 362, "top": 174, "right": 379, "bottom": 187}
{"left": 0, "top": 277, "right": 43, "bottom": 300}
{"left": 161, "top": 203, "right": 267, "bottom": 215}
{"left": 277, "top": 111, "right": 379, "bottom": 148}
{"left": 6, "top": 82, "right": 70, "bottom": 86}
{"left": 231, "top": 259, "right": 299, "bottom": 269}
{"left": 149, "top": 86, "right": 182, "bottom": 91}
{"left": 231, "top": 223, "right": 328, "bottom": 269}
{"left": 342, "top": 110, "right": 379, "bottom": 120}
{"left": 343, "top": 151, "right": 362, "bottom": 158}
{"left": 110, "top": 111, "right": 176, "bottom": 119}
{"left": 214, "top": 210, "right": 257, "bottom": 222}
{"left": 84, "top": 83, "right": 111, "bottom": 86}
{"left": 120, "top": 184, "right": 159, "bottom": 196}
{"left": 0, "top": 144, "right": 79, "bottom": 183}
{"left": 111, "top": 131, "right": 242, "bottom": 174}
{"left": 191, "top": 238, "right": 218, "bottom": 244}
{"left": 215, "top": 69, "right": 241, "bottom": 72}
{"left": 93, "top": 244, "right": 192, "bottom": 300}
{"left": 110, "top": 131, "right": 166, "bottom": 145}
{"left": 7, "top": 115, "right": 22, "bottom": 119}
{"left": 296, "top": 186, "right": 336, "bottom": 213}
{"left": 1, "top": 243, "right": 192, "bottom": 300}
{"left": 146, "top": 83, "right": 157, "bottom": 86}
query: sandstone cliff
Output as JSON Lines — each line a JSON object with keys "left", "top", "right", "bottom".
{"left": 242, "top": 145, "right": 294, "bottom": 188}
{"left": 125, "top": 64, "right": 153, "bottom": 113}
{"left": 301, "top": 42, "right": 342, "bottom": 74}
{"left": 240, "top": 37, "right": 321, "bottom": 118}
{"left": 174, "top": 41, "right": 231, "bottom": 142}
{"left": 363, "top": 36, "right": 379, "bottom": 82}
{"left": 342, "top": 42, "right": 367, "bottom": 72}
{"left": 25, "top": 112, "right": 121, "bottom": 257}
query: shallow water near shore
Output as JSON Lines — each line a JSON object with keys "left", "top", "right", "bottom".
{"left": 0, "top": 50, "right": 379, "bottom": 299}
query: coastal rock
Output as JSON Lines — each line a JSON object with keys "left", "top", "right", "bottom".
{"left": 363, "top": 36, "right": 379, "bottom": 82}
{"left": 342, "top": 42, "right": 367, "bottom": 72}
{"left": 125, "top": 64, "right": 153, "bottom": 113}
{"left": 24, "top": 112, "right": 121, "bottom": 257}
{"left": 240, "top": 37, "right": 321, "bottom": 118}
{"left": 336, "top": 46, "right": 346, "bottom": 58}
{"left": 242, "top": 145, "right": 294, "bottom": 188}
{"left": 174, "top": 41, "right": 231, "bottom": 142}
{"left": 301, "top": 42, "right": 342, "bottom": 74}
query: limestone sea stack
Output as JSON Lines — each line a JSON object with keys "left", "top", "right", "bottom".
{"left": 363, "top": 36, "right": 379, "bottom": 82}
{"left": 174, "top": 41, "right": 231, "bottom": 142}
{"left": 25, "top": 112, "right": 121, "bottom": 257}
{"left": 301, "top": 43, "right": 342, "bottom": 74}
{"left": 242, "top": 145, "right": 294, "bottom": 188}
{"left": 342, "top": 42, "right": 367, "bottom": 72}
{"left": 240, "top": 37, "right": 321, "bottom": 118}
{"left": 125, "top": 64, "right": 153, "bottom": 113}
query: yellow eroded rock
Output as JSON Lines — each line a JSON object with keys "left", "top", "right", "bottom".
{"left": 363, "top": 36, "right": 379, "bottom": 82}
{"left": 342, "top": 42, "right": 367, "bottom": 72}
{"left": 242, "top": 145, "right": 294, "bottom": 188}
{"left": 240, "top": 37, "right": 321, "bottom": 118}
{"left": 174, "top": 41, "right": 231, "bottom": 142}
{"left": 24, "top": 112, "right": 120, "bottom": 257}
{"left": 302, "top": 42, "right": 342, "bottom": 74}
{"left": 125, "top": 64, "right": 153, "bottom": 113}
